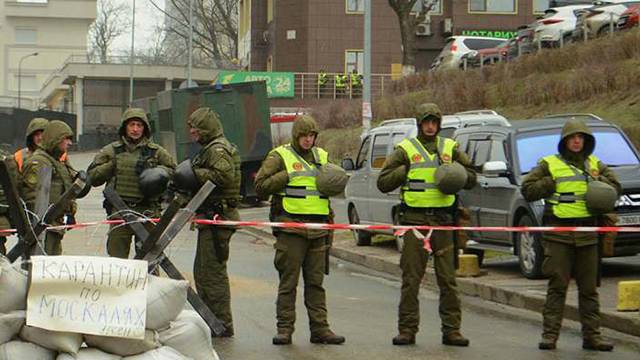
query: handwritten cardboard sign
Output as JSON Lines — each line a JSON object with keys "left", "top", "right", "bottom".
{"left": 27, "top": 256, "right": 148, "bottom": 339}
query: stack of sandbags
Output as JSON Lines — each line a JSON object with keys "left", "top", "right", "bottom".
{"left": 0, "top": 258, "right": 220, "bottom": 360}
{"left": 158, "top": 311, "right": 220, "bottom": 360}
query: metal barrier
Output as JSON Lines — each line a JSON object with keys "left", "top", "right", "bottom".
{"left": 293, "top": 72, "right": 392, "bottom": 100}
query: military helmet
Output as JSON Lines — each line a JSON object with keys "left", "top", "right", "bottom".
{"left": 173, "top": 159, "right": 200, "bottom": 193}
{"left": 139, "top": 167, "right": 170, "bottom": 198}
{"left": 316, "top": 163, "right": 349, "bottom": 196}
{"left": 585, "top": 180, "right": 617, "bottom": 214}
{"left": 119, "top": 108, "right": 151, "bottom": 138}
{"left": 434, "top": 162, "right": 467, "bottom": 195}
{"left": 26, "top": 117, "right": 49, "bottom": 138}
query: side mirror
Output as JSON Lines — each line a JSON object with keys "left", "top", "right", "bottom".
{"left": 341, "top": 158, "right": 355, "bottom": 171}
{"left": 482, "top": 161, "right": 508, "bottom": 177}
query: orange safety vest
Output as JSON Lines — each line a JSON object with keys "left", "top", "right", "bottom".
{"left": 14, "top": 147, "right": 68, "bottom": 172}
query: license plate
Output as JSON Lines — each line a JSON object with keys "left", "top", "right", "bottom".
{"left": 617, "top": 214, "right": 640, "bottom": 226}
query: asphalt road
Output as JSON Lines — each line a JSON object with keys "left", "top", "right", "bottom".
{"left": 6, "top": 151, "right": 638, "bottom": 359}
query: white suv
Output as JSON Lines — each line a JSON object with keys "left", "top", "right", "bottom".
{"left": 430, "top": 36, "right": 507, "bottom": 71}
{"left": 341, "top": 110, "right": 510, "bottom": 251}
{"left": 534, "top": 5, "right": 594, "bottom": 46}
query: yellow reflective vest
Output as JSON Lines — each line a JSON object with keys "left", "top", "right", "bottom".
{"left": 397, "top": 137, "right": 456, "bottom": 208}
{"left": 273, "top": 144, "right": 330, "bottom": 215}
{"left": 543, "top": 154, "right": 600, "bottom": 219}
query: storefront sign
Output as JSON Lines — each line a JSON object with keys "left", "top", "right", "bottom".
{"left": 460, "top": 30, "right": 518, "bottom": 39}
{"left": 217, "top": 71, "right": 295, "bottom": 98}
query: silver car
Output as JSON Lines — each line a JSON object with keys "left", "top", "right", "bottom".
{"left": 341, "top": 110, "right": 510, "bottom": 251}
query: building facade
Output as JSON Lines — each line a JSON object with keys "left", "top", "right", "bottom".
{"left": 0, "top": 0, "right": 96, "bottom": 109}
{"left": 238, "top": 0, "right": 549, "bottom": 74}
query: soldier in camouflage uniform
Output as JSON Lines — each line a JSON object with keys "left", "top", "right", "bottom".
{"left": 88, "top": 108, "right": 176, "bottom": 259}
{"left": 20, "top": 120, "right": 77, "bottom": 255}
{"left": 0, "top": 149, "right": 18, "bottom": 255}
{"left": 255, "top": 115, "right": 345, "bottom": 346}
{"left": 177, "top": 107, "right": 241, "bottom": 337}
{"left": 14, "top": 117, "right": 49, "bottom": 172}
{"left": 377, "top": 103, "right": 476, "bottom": 346}
{"left": 521, "top": 119, "right": 619, "bottom": 351}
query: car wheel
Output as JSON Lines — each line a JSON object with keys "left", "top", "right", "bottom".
{"left": 393, "top": 210, "right": 404, "bottom": 252}
{"left": 597, "top": 25, "right": 612, "bottom": 37}
{"left": 348, "top": 205, "right": 372, "bottom": 246}
{"left": 516, "top": 215, "right": 544, "bottom": 279}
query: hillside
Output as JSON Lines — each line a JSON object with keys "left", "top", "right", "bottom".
{"left": 318, "top": 29, "right": 640, "bottom": 160}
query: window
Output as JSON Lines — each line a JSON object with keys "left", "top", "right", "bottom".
{"left": 15, "top": 29, "right": 37, "bottom": 44}
{"left": 356, "top": 136, "right": 371, "bottom": 169}
{"left": 463, "top": 38, "right": 506, "bottom": 50}
{"left": 345, "top": 50, "right": 363, "bottom": 74}
{"left": 16, "top": 75, "right": 38, "bottom": 91}
{"left": 371, "top": 134, "right": 390, "bottom": 169}
{"left": 533, "top": 0, "right": 549, "bottom": 14}
{"left": 267, "top": 0, "right": 274, "bottom": 23}
{"left": 469, "top": 0, "right": 516, "bottom": 13}
{"left": 346, "top": 0, "right": 364, "bottom": 13}
{"left": 391, "top": 132, "right": 406, "bottom": 147}
{"left": 516, "top": 130, "right": 640, "bottom": 174}
{"left": 411, "top": 0, "right": 443, "bottom": 15}
{"left": 466, "top": 139, "right": 492, "bottom": 168}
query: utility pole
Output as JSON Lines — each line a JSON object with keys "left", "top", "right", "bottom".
{"left": 17, "top": 52, "right": 38, "bottom": 109}
{"left": 362, "top": 0, "right": 372, "bottom": 131}
{"left": 129, "top": 0, "right": 136, "bottom": 105}
{"left": 188, "top": 0, "right": 193, "bottom": 86}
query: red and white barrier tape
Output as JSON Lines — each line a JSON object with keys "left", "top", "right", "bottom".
{"left": 1, "top": 218, "right": 639, "bottom": 235}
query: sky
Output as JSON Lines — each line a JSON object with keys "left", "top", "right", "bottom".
{"left": 110, "top": 0, "right": 166, "bottom": 53}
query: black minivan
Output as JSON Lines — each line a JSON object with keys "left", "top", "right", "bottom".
{"left": 453, "top": 114, "right": 640, "bottom": 278}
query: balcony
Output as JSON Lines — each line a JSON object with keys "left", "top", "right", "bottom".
{"left": 4, "top": 0, "right": 96, "bottom": 20}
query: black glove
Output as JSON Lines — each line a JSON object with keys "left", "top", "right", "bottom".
{"left": 75, "top": 170, "right": 92, "bottom": 199}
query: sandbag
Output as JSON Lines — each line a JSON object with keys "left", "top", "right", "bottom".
{"left": 158, "top": 311, "right": 218, "bottom": 360}
{"left": 19, "top": 325, "right": 83, "bottom": 355}
{"left": 85, "top": 330, "right": 160, "bottom": 357}
{"left": 0, "top": 340, "right": 56, "bottom": 360}
{"left": 56, "top": 348, "right": 122, "bottom": 360}
{"left": 123, "top": 346, "right": 190, "bottom": 360}
{"left": 0, "top": 256, "right": 28, "bottom": 313}
{"left": 146, "top": 276, "right": 189, "bottom": 330}
{"left": 0, "top": 311, "right": 25, "bottom": 345}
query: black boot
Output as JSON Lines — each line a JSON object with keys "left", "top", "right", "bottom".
{"left": 310, "top": 330, "right": 345, "bottom": 345}
{"left": 272, "top": 329, "right": 292, "bottom": 345}
{"left": 392, "top": 332, "right": 416, "bottom": 345}
{"left": 582, "top": 336, "right": 613, "bottom": 351}
{"left": 442, "top": 331, "right": 470, "bottom": 347}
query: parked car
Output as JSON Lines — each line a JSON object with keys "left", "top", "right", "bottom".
{"left": 460, "top": 38, "right": 520, "bottom": 68}
{"left": 452, "top": 114, "right": 640, "bottom": 278}
{"left": 574, "top": 1, "right": 640, "bottom": 39}
{"left": 533, "top": 5, "right": 593, "bottom": 46}
{"left": 617, "top": 3, "right": 640, "bottom": 29}
{"left": 341, "top": 110, "right": 510, "bottom": 251}
{"left": 430, "top": 36, "right": 507, "bottom": 71}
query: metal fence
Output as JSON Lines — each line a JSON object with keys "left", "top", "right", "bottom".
{"left": 293, "top": 73, "right": 392, "bottom": 100}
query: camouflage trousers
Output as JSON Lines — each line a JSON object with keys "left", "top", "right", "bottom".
{"left": 107, "top": 222, "right": 156, "bottom": 259}
{"left": 398, "top": 227, "right": 461, "bottom": 335}
{"left": 194, "top": 226, "right": 235, "bottom": 333}
{"left": 273, "top": 232, "right": 330, "bottom": 335}
{"left": 541, "top": 240, "right": 600, "bottom": 339}
{"left": 0, "top": 236, "right": 6, "bottom": 255}
{"left": 43, "top": 231, "right": 64, "bottom": 256}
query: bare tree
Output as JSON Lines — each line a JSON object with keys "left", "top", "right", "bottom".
{"left": 388, "top": 0, "right": 435, "bottom": 75}
{"left": 88, "top": 0, "right": 131, "bottom": 63}
{"left": 150, "top": 0, "right": 238, "bottom": 68}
